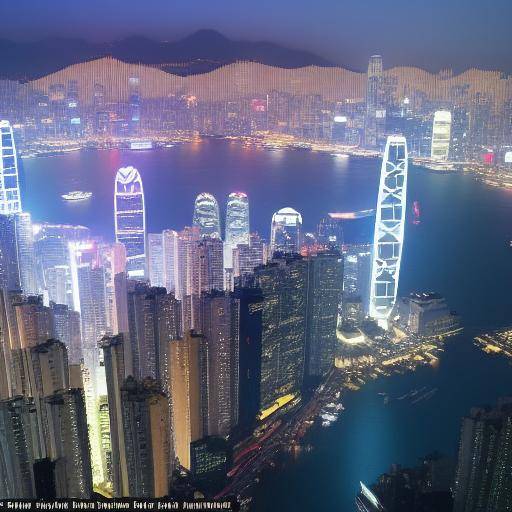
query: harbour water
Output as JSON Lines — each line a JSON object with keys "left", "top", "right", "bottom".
{"left": 20, "top": 138, "right": 512, "bottom": 510}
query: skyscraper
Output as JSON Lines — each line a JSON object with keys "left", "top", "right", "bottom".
{"left": 126, "top": 283, "right": 182, "bottom": 382}
{"left": 270, "top": 207, "right": 302, "bottom": 256}
{"left": 162, "top": 229, "right": 179, "bottom": 295}
{"left": 201, "top": 291, "right": 238, "bottom": 437}
{"left": 305, "top": 251, "right": 343, "bottom": 379}
{"left": 232, "top": 233, "right": 267, "bottom": 285}
{"left": 100, "top": 334, "right": 129, "bottom": 497}
{"left": 51, "top": 302, "right": 82, "bottom": 364}
{"left": 431, "top": 111, "right": 452, "bottom": 161}
{"left": 0, "top": 214, "right": 21, "bottom": 291}
{"left": 254, "top": 254, "right": 308, "bottom": 419}
{"left": 453, "top": 399, "right": 512, "bottom": 512}
{"left": 169, "top": 331, "right": 205, "bottom": 470}
{"left": 193, "top": 193, "right": 221, "bottom": 239}
{"left": 0, "top": 396, "right": 41, "bottom": 498}
{"left": 369, "top": 136, "right": 408, "bottom": 325}
{"left": 365, "top": 56, "right": 384, "bottom": 149}
{"left": 147, "top": 233, "right": 165, "bottom": 287}
{"left": 120, "top": 377, "right": 170, "bottom": 497}
{"left": 0, "top": 120, "right": 22, "bottom": 214}
{"left": 114, "top": 166, "right": 146, "bottom": 279}
{"left": 198, "top": 237, "right": 224, "bottom": 294}
{"left": 46, "top": 388, "right": 92, "bottom": 498}
{"left": 224, "top": 192, "right": 250, "bottom": 270}
{"left": 14, "top": 213, "right": 38, "bottom": 295}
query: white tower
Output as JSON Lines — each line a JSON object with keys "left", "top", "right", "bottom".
{"left": 0, "top": 120, "right": 22, "bottom": 214}
{"left": 114, "top": 166, "right": 146, "bottom": 279}
{"left": 369, "top": 136, "right": 408, "bottom": 326}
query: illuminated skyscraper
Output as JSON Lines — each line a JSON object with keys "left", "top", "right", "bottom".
{"left": 169, "top": 331, "right": 205, "bottom": 470}
{"left": 114, "top": 166, "right": 146, "bottom": 279}
{"left": 431, "top": 110, "right": 452, "bottom": 161}
{"left": 147, "top": 233, "right": 164, "bottom": 287}
{"left": 270, "top": 207, "right": 302, "bottom": 256}
{"left": 201, "top": 291, "right": 238, "bottom": 436}
{"left": 369, "top": 136, "right": 408, "bottom": 325}
{"left": 198, "top": 237, "right": 224, "bottom": 293}
{"left": 193, "top": 193, "right": 221, "bottom": 239}
{"left": 0, "top": 214, "right": 21, "bottom": 291}
{"left": 0, "top": 120, "right": 22, "bottom": 214}
{"left": 14, "top": 213, "right": 38, "bottom": 295}
{"left": 365, "top": 56, "right": 384, "bottom": 149}
{"left": 162, "top": 229, "right": 179, "bottom": 295}
{"left": 254, "top": 254, "right": 308, "bottom": 419}
{"left": 305, "top": 251, "right": 343, "bottom": 378}
{"left": 120, "top": 377, "right": 171, "bottom": 497}
{"left": 224, "top": 192, "right": 250, "bottom": 270}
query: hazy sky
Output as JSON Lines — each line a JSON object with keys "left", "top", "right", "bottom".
{"left": 2, "top": 0, "right": 512, "bottom": 72}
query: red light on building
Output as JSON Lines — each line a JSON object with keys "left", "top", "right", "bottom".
{"left": 482, "top": 152, "right": 494, "bottom": 165}
{"left": 251, "top": 99, "right": 266, "bottom": 112}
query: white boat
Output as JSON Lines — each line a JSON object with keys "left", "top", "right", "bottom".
{"left": 332, "top": 153, "right": 349, "bottom": 158}
{"left": 61, "top": 191, "right": 92, "bottom": 202}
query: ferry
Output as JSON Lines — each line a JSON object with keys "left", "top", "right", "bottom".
{"left": 61, "top": 191, "right": 92, "bottom": 202}
{"left": 332, "top": 152, "right": 350, "bottom": 158}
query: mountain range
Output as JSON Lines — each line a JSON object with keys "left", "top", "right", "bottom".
{"left": 0, "top": 30, "right": 335, "bottom": 80}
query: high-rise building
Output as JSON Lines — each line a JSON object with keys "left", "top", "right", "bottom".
{"left": 162, "top": 229, "right": 179, "bottom": 295}
{"left": 305, "top": 251, "right": 343, "bottom": 379}
{"left": 0, "top": 396, "right": 41, "bottom": 498}
{"left": 100, "top": 334, "right": 130, "bottom": 497}
{"left": 0, "top": 120, "right": 22, "bottom": 214}
{"left": 198, "top": 237, "right": 224, "bottom": 294}
{"left": 369, "top": 136, "right": 408, "bottom": 325}
{"left": 68, "top": 240, "right": 110, "bottom": 487}
{"left": 114, "top": 166, "right": 146, "bottom": 279}
{"left": 233, "top": 233, "right": 266, "bottom": 285}
{"left": 270, "top": 207, "right": 302, "bottom": 256}
{"left": 147, "top": 233, "right": 165, "bottom": 288}
{"left": 224, "top": 192, "right": 250, "bottom": 270}
{"left": 100, "top": 242, "right": 127, "bottom": 334}
{"left": 365, "top": 56, "right": 384, "bottom": 149}
{"left": 193, "top": 193, "right": 221, "bottom": 240}
{"left": 190, "top": 436, "right": 231, "bottom": 493}
{"left": 169, "top": 331, "right": 205, "bottom": 470}
{"left": 14, "top": 295, "right": 55, "bottom": 349}
{"left": 453, "top": 398, "right": 512, "bottom": 512}
{"left": 254, "top": 254, "right": 308, "bottom": 419}
{"left": 431, "top": 111, "right": 452, "bottom": 161}
{"left": 126, "top": 283, "right": 182, "bottom": 382}
{"left": 0, "top": 214, "right": 21, "bottom": 291}
{"left": 201, "top": 291, "right": 238, "bottom": 437}
{"left": 51, "top": 302, "right": 82, "bottom": 364}
{"left": 14, "top": 213, "right": 38, "bottom": 295}
{"left": 120, "top": 377, "right": 170, "bottom": 497}
{"left": 231, "top": 287, "right": 263, "bottom": 431}
{"left": 46, "top": 388, "right": 92, "bottom": 498}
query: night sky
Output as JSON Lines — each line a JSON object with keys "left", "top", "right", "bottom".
{"left": 2, "top": 0, "right": 512, "bottom": 72}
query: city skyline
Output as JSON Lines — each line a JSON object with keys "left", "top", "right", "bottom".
{"left": 0, "top": 8, "right": 510, "bottom": 509}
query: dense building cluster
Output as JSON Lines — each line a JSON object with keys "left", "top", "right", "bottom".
{"left": 0, "top": 122, "right": 364, "bottom": 498}
{"left": 0, "top": 57, "right": 511, "bottom": 163}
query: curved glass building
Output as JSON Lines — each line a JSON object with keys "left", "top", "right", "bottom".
{"left": 224, "top": 192, "right": 250, "bottom": 269}
{"left": 0, "top": 120, "right": 22, "bottom": 214}
{"left": 369, "top": 136, "right": 408, "bottom": 325}
{"left": 270, "top": 207, "right": 302, "bottom": 255}
{"left": 114, "top": 166, "right": 146, "bottom": 278}
{"left": 193, "top": 192, "right": 221, "bottom": 239}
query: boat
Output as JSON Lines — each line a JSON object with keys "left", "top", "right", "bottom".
{"left": 332, "top": 152, "right": 349, "bottom": 158}
{"left": 61, "top": 191, "right": 92, "bottom": 202}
